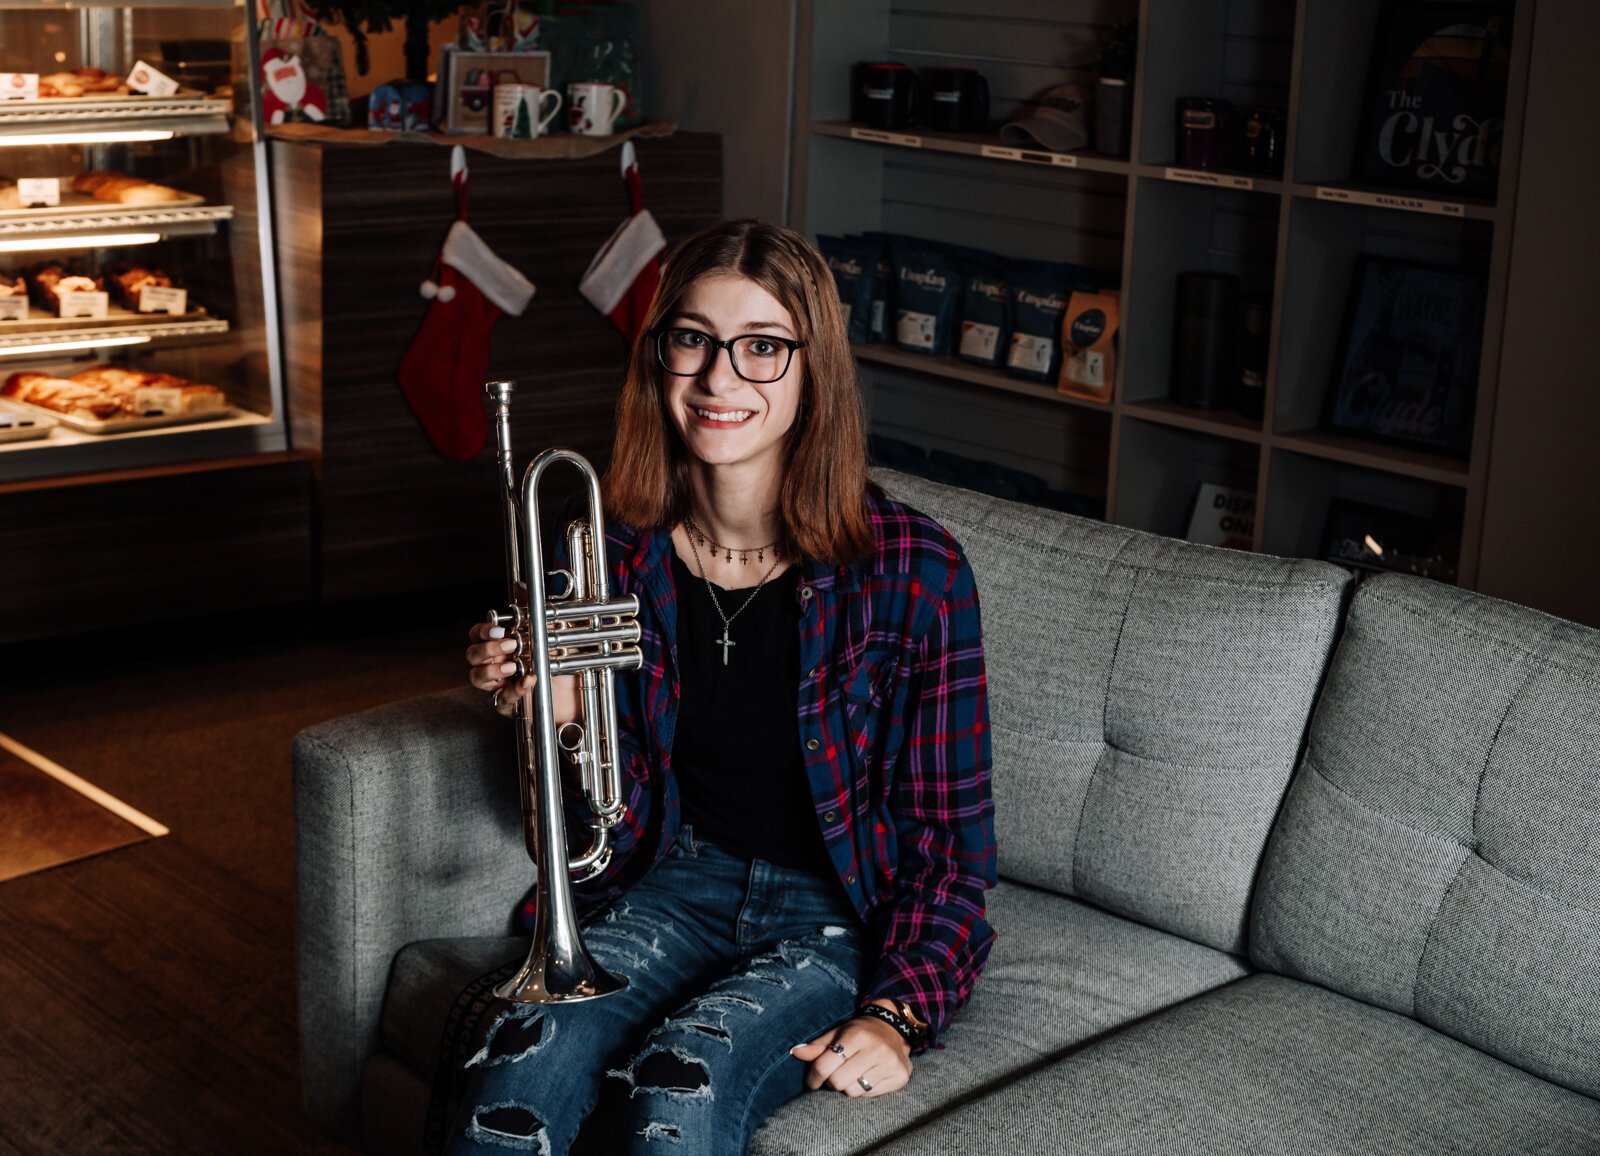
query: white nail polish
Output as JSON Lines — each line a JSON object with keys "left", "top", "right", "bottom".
{"left": 488, "top": 626, "right": 505, "bottom": 639}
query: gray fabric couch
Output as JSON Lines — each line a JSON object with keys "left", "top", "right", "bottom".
{"left": 294, "top": 470, "right": 1600, "bottom": 1155}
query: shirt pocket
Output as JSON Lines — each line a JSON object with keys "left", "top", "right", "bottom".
{"left": 838, "top": 651, "right": 904, "bottom": 782}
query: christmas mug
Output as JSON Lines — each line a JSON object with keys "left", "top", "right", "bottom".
{"left": 493, "top": 84, "right": 561, "bottom": 139}
{"left": 567, "top": 81, "right": 626, "bottom": 136}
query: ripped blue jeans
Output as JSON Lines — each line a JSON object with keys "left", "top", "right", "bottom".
{"left": 445, "top": 825, "right": 868, "bottom": 1156}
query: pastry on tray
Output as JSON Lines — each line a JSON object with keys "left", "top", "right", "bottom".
{"left": 72, "top": 170, "right": 187, "bottom": 205}
{"left": 38, "top": 68, "right": 127, "bottom": 98}
{"left": 0, "top": 271, "right": 25, "bottom": 298}
{"left": 2, "top": 372, "right": 121, "bottom": 420}
{"left": 72, "top": 364, "right": 226, "bottom": 416}
{"left": 106, "top": 263, "right": 177, "bottom": 310}
{"left": 26, "top": 263, "right": 104, "bottom": 313}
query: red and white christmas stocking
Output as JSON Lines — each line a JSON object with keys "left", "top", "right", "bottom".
{"left": 579, "top": 140, "right": 665, "bottom": 342}
{"left": 397, "top": 147, "right": 535, "bottom": 461}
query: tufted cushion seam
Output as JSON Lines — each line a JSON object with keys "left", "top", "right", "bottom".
{"left": 1359, "top": 585, "right": 1580, "bottom": 671}
{"left": 1073, "top": 568, "right": 1140, "bottom": 896}
{"left": 1470, "top": 658, "right": 1542, "bottom": 857}
{"left": 1410, "top": 852, "right": 1470, "bottom": 1017}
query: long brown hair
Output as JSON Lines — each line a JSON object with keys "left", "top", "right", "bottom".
{"left": 602, "top": 219, "right": 876, "bottom": 565}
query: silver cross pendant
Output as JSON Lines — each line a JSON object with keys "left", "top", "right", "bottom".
{"left": 717, "top": 626, "right": 736, "bottom": 665}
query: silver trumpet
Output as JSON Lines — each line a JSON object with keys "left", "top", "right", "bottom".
{"left": 483, "top": 380, "right": 642, "bottom": 1003}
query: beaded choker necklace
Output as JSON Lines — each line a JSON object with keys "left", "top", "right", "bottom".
{"left": 684, "top": 515, "right": 783, "bottom": 566}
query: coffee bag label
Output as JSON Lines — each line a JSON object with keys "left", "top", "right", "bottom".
{"left": 959, "top": 321, "right": 1000, "bottom": 362}
{"left": 897, "top": 309, "right": 937, "bottom": 350}
{"left": 1007, "top": 333, "right": 1054, "bottom": 374}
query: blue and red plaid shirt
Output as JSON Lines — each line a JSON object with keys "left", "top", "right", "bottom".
{"left": 532, "top": 492, "right": 996, "bottom": 1045}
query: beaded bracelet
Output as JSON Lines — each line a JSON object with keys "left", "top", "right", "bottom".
{"left": 854, "top": 1003, "right": 920, "bottom": 1047}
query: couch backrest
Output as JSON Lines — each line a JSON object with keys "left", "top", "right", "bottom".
{"left": 877, "top": 470, "right": 1350, "bottom": 956}
{"left": 1250, "top": 573, "right": 1600, "bottom": 1099}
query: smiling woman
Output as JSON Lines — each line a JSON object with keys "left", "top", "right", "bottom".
{"left": 454, "top": 221, "right": 997, "bottom": 1156}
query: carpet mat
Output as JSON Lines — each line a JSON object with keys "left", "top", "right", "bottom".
{"left": 0, "top": 732, "right": 166, "bottom": 882}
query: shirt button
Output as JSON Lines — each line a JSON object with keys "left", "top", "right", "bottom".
{"left": 806, "top": 738, "right": 819, "bottom": 751}
{"left": 800, "top": 586, "right": 813, "bottom": 601}
{"left": 823, "top": 810, "right": 836, "bottom": 822}
{"left": 807, "top": 666, "right": 818, "bottom": 679}
{"left": 845, "top": 873, "right": 857, "bottom": 884}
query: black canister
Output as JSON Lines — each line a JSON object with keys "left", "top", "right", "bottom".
{"left": 1172, "top": 272, "right": 1241, "bottom": 410}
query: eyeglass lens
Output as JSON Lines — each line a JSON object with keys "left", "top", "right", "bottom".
{"left": 658, "top": 329, "right": 794, "bottom": 383}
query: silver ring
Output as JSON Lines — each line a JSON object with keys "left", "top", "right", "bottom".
{"left": 827, "top": 1043, "right": 846, "bottom": 1056}
{"left": 857, "top": 1076, "right": 873, "bottom": 1093}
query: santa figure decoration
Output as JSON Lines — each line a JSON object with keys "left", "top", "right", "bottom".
{"left": 578, "top": 140, "right": 665, "bottom": 342}
{"left": 396, "top": 145, "right": 535, "bottom": 461}
{"left": 260, "top": 48, "right": 329, "bottom": 125}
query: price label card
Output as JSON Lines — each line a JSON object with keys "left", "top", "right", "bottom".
{"left": 0, "top": 73, "right": 40, "bottom": 101}
{"left": 1315, "top": 186, "right": 1465, "bottom": 217}
{"left": 17, "top": 178, "right": 61, "bottom": 207}
{"left": 1166, "top": 167, "right": 1255, "bottom": 190}
{"left": 981, "top": 145, "right": 1078, "bottom": 168}
{"left": 57, "top": 290, "right": 109, "bottom": 319}
{"left": 127, "top": 60, "right": 180, "bottom": 98}
{"left": 137, "top": 285, "right": 188, "bottom": 315}
{"left": 0, "top": 297, "right": 28, "bottom": 321}
{"left": 850, "top": 127, "right": 922, "bottom": 149}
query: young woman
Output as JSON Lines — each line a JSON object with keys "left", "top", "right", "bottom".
{"left": 456, "top": 219, "right": 994, "bottom": 1155}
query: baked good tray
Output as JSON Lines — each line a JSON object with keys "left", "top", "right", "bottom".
{"left": 0, "top": 394, "right": 237, "bottom": 435}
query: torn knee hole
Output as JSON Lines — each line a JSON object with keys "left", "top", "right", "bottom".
{"left": 635, "top": 1051, "right": 710, "bottom": 1094}
{"left": 468, "top": 1007, "right": 551, "bottom": 1069}
{"left": 467, "top": 1103, "right": 549, "bottom": 1151}
{"left": 638, "top": 1121, "right": 682, "bottom": 1144}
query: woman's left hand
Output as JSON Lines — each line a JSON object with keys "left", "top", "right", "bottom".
{"left": 790, "top": 1003, "right": 912, "bottom": 1097}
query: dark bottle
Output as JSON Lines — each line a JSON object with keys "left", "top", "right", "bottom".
{"left": 1238, "top": 294, "right": 1271, "bottom": 421}
{"left": 1171, "top": 272, "right": 1241, "bottom": 410}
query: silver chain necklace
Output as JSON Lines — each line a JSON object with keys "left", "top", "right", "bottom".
{"left": 684, "top": 521, "right": 784, "bottom": 665}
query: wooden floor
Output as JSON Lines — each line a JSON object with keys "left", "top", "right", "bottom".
{"left": 0, "top": 601, "right": 472, "bottom": 1154}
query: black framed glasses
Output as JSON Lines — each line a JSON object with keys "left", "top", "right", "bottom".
{"left": 652, "top": 327, "right": 806, "bottom": 384}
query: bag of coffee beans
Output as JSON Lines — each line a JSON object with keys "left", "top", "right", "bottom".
{"left": 892, "top": 239, "right": 960, "bottom": 356}
{"left": 817, "top": 234, "right": 876, "bottom": 344}
{"left": 1006, "top": 261, "right": 1092, "bottom": 381}
{"left": 958, "top": 263, "right": 1009, "bottom": 368}
{"left": 1058, "top": 288, "right": 1120, "bottom": 402}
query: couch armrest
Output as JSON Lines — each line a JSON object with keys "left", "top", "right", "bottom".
{"left": 293, "top": 687, "right": 528, "bottom": 1148}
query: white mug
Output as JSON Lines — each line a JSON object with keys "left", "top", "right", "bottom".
{"left": 493, "top": 84, "right": 562, "bottom": 139}
{"left": 567, "top": 81, "right": 626, "bottom": 136}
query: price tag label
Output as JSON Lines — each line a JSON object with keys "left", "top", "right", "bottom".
{"left": 0, "top": 297, "right": 28, "bottom": 321}
{"left": 1166, "top": 167, "right": 1255, "bottom": 190}
{"left": 0, "top": 73, "right": 40, "bottom": 101}
{"left": 1315, "top": 186, "right": 1465, "bottom": 217}
{"left": 137, "top": 285, "right": 188, "bottom": 315}
{"left": 57, "top": 290, "right": 109, "bottom": 319}
{"left": 850, "top": 127, "right": 922, "bottom": 149}
{"left": 981, "top": 145, "right": 1078, "bottom": 168}
{"left": 127, "top": 60, "right": 180, "bottom": 98}
{"left": 17, "top": 178, "right": 61, "bottom": 207}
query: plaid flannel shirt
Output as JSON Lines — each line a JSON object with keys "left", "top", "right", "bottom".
{"left": 531, "top": 493, "right": 996, "bottom": 1046}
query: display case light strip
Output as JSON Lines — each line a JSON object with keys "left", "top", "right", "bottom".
{"left": 0, "top": 335, "right": 151, "bottom": 357}
{"left": 0, "top": 130, "right": 175, "bottom": 147}
{"left": 0, "top": 232, "right": 162, "bottom": 253}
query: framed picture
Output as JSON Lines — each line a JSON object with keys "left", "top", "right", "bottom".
{"left": 1185, "top": 482, "right": 1256, "bottom": 551}
{"left": 1323, "top": 256, "right": 1487, "bottom": 458}
{"left": 438, "top": 48, "right": 550, "bottom": 135}
{"left": 1321, "top": 499, "right": 1458, "bottom": 583}
{"left": 1351, "top": 1, "right": 1513, "bottom": 198}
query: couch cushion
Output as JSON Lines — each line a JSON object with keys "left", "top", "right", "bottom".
{"left": 1250, "top": 574, "right": 1600, "bottom": 1100}
{"left": 876, "top": 469, "right": 1350, "bottom": 955}
{"left": 870, "top": 974, "right": 1600, "bottom": 1155}
{"left": 380, "top": 882, "right": 1249, "bottom": 1155}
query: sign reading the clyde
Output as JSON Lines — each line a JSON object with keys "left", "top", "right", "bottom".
{"left": 1352, "top": 3, "right": 1511, "bottom": 199}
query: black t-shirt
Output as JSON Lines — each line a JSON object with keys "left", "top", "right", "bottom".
{"left": 670, "top": 552, "right": 831, "bottom": 871}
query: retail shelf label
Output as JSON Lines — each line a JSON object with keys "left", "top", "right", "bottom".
{"left": 138, "top": 286, "right": 188, "bottom": 315}
{"left": 1166, "top": 167, "right": 1255, "bottom": 190}
{"left": 17, "top": 178, "right": 60, "bottom": 207}
{"left": 56, "top": 291, "right": 108, "bottom": 320}
{"left": 0, "top": 297, "right": 27, "bottom": 321}
{"left": 127, "top": 61, "right": 180, "bottom": 99}
{"left": 850, "top": 127, "right": 922, "bottom": 148}
{"left": 982, "top": 145, "right": 1078, "bottom": 167}
{"left": 0, "top": 74, "right": 39, "bottom": 101}
{"left": 1315, "top": 186, "right": 1465, "bottom": 217}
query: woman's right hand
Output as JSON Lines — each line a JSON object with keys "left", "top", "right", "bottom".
{"left": 465, "top": 621, "right": 579, "bottom": 722}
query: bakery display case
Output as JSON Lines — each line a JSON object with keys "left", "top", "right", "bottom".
{"left": 0, "top": 0, "right": 283, "bottom": 481}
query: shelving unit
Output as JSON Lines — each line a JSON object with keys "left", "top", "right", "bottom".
{"left": 0, "top": 0, "right": 304, "bottom": 643}
{"left": 789, "top": 0, "right": 1536, "bottom": 591}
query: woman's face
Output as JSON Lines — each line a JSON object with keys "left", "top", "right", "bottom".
{"left": 660, "top": 272, "right": 804, "bottom": 480}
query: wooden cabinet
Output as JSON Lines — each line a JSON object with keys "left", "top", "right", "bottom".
{"left": 788, "top": 0, "right": 1600, "bottom": 624}
{"left": 272, "top": 133, "right": 722, "bottom": 601}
